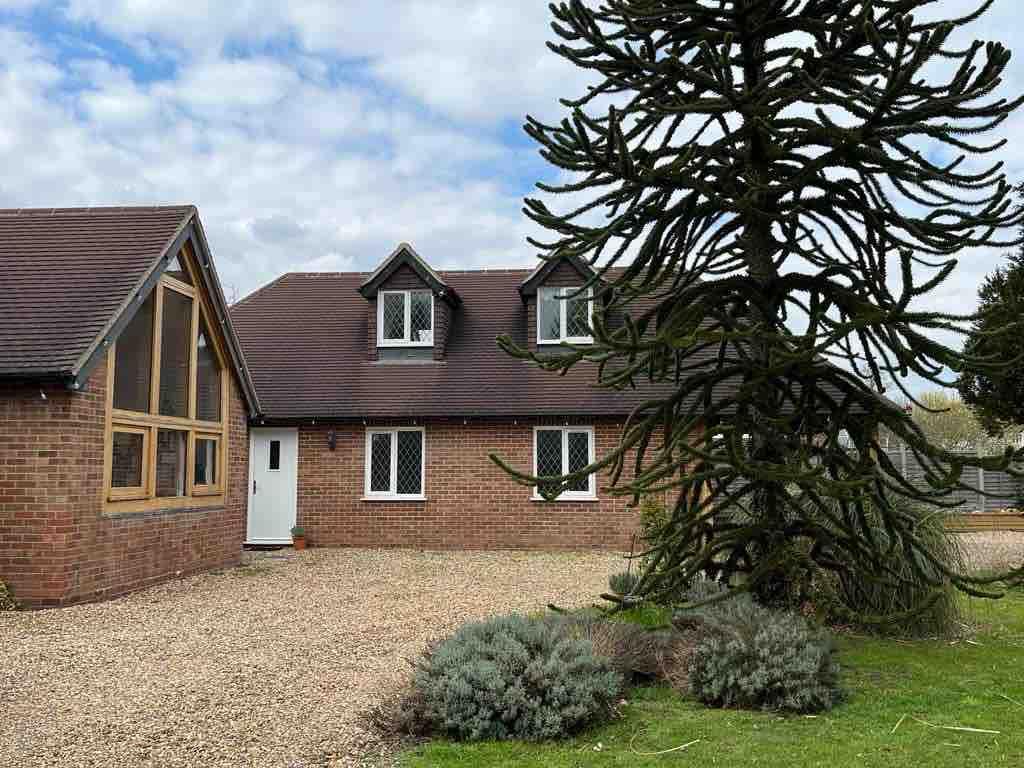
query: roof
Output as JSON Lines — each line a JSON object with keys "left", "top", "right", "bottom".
{"left": 0, "top": 205, "right": 260, "bottom": 412}
{"left": 519, "top": 253, "right": 598, "bottom": 298}
{"left": 357, "top": 242, "right": 458, "bottom": 303}
{"left": 231, "top": 268, "right": 680, "bottom": 421}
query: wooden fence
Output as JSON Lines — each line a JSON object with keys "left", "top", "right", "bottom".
{"left": 882, "top": 445, "right": 1024, "bottom": 531}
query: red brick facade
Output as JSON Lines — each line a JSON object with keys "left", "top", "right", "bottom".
{"left": 0, "top": 354, "right": 249, "bottom": 607}
{"left": 294, "top": 418, "right": 641, "bottom": 550}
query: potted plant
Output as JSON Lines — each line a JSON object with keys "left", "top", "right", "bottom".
{"left": 291, "top": 525, "right": 307, "bottom": 550}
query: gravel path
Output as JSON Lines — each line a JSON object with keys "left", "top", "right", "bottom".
{"left": 957, "top": 531, "right": 1024, "bottom": 573}
{"left": 0, "top": 549, "right": 621, "bottom": 768}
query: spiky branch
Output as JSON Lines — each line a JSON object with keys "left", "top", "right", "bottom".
{"left": 495, "top": 0, "right": 1024, "bottom": 604}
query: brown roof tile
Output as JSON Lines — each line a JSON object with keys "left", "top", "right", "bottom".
{"left": 0, "top": 206, "right": 194, "bottom": 378}
{"left": 231, "top": 268, "right": 682, "bottom": 420}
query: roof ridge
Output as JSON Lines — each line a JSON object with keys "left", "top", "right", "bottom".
{"left": 252, "top": 267, "right": 537, "bottom": 279}
{"left": 0, "top": 204, "right": 195, "bottom": 216}
{"left": 231, "top": 271, "right": 297, "bottom": 308}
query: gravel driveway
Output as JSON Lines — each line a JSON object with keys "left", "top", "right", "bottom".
{"left": 1, "top": 549, "right": 620, "bottom": 768}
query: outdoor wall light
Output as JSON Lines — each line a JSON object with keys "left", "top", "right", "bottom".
{"left": 327, "top": 429, "right": 337, "bottom": 451}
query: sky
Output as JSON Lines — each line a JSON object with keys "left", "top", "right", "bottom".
{"left": 0, "top": 0, "right": 1022, "bottom": 393}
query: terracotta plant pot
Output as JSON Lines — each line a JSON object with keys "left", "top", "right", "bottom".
{"left": 293, "top": 537, "right": 307, "bottom": 550}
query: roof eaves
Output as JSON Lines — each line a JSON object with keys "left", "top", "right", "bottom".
{"left": 67, "top": 205, "right": 196, "bottom": 391}
{"left": 189, "top": 213, "right": 263, "bottom": 417}
{"left": 357, "top": 242, "right": 459, "bottom": 303}
{"left": 519, "top": 253, "right": 600, "bottom": 298}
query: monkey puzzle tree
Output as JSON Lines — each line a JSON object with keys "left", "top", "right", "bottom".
{"left": 495, "top": 0, "right": 1024, "bottom": 604}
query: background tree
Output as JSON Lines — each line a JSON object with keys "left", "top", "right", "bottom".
{"left": 881, "top": 390, "right": 1023, "bottom": 450}
{"left": 495, "top": 0, "right": 1024, "bottom": 605}
{"left": 958, "top": 187, "right": 1024, "bottom": 435}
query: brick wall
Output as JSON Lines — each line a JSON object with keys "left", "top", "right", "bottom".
{"left": 0, "top": 354, "right": 249, "bottom": 607}
{"left": 295, "top": 418, "right": 642, "bottom": 550}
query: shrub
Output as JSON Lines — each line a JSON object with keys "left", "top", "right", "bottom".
{"left": 549, "top": 612, "right": 684, "bottom": 684}
{"left": 608, "top": 570, "right": 639, "bottom": 597}
{"left": 812, "top": 496, "right": 965, "bottom": 637}
{"left": 0, "top": 579, "right": 18, "bottom": 611}
{"left": 680, "top": 589, "right": 842, "bottom": 713}
{"left": 412, "top": 614, "right": 623, "bottom": 742}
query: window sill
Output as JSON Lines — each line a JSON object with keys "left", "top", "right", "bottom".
{"left": 191, "top": 487, "right": 223, "bottom": 497}
{"left": 537, "top": 339, "right": 594, "bottom": 346}
{"left": 377, "top": 342, "right": 434, "bottom": 348}
{"left": 531, "top": 495, "right": 599, "bottom": 503}
{"left": 361, "top": 495, "right": 428, "bottom": 502}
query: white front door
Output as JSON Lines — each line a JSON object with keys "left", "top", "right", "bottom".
{"left": 247, "top": 428, "right": 298, "bottom": 544}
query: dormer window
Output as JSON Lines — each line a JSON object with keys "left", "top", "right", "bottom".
{"left": 378, "top": 289, "right": 434, "bottom": 347}
{"left": 537, "top": 286, "right": 593, "bottom": 344}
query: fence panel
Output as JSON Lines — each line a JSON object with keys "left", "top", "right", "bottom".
{"left": 882, "top": 446, "right": 1022, "bottom": 514}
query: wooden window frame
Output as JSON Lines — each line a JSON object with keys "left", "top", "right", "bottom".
{"left": 191, "top": 433, "right": 223, "bottom": 497}
{"left": 102, "top": 244, "right": 230, "bottom": 514}
{"left": 108, "top": 425, "right": 152, "bottom": 501}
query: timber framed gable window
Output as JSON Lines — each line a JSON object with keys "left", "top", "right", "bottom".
{"left": 364, "top": 427, "right": 426, "bottom": 500}
{"left": 105, "top": 247, "right": 228, "bottom": 511}
{"left": 533, "top": 426, "right": 596, "bottom": 500}
{"left": 378, "top": 289, "right": 433, "bottom": 347}
{"left": 537, "top": 286, "right": 593, "bottom": 344}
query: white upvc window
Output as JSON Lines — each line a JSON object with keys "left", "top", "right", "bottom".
{"left": 537, "top": 286, "right": 593, "bottom": 344}
{"left": 378, "top": 290, "right": 434, "bottom": 347}
{"left": 364, "top": 427, "right": 426, "bottom": 500}
{"left": 532, "top": 426, "right": 596, "bottom": 500}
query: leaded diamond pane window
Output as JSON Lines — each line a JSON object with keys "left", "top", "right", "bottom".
{"left": 381, "top": 293, "right": 406, "bottom": 341}
{"left": 537, "top": 286, "right": 593, "bottom": 343}
{"left": 565, "top": 295, "right": 590, "bottom": 338}
{"left": 396, "top": 431, "right": 423, "bottom": 495}
{"left": 366, "top": 428, "right": 425, "bottom": 497}
{"left": 538, "top": 289, "right": 562, "bottom": 341}
{"left": 378, "top": 290, "right": 433, "bottom": 346}
{"left": 534, "top": 427, "right": 595, "bottom": 499}
{"left": 536, "top": 429, "right": 563, "bottom": 497}
{"left": 567, "top": 431, "right": 591, "bottom": 492}
{"left": 370, "top": 433, "right": 392, "bottom": 493}
{"left": 409, "top": 292, "right": 433, "bottom": 344}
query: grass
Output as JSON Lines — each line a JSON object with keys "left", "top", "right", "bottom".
{"left": 398, "top": 592, "right": 1024, "bottom": 767}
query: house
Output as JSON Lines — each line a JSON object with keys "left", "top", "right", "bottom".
{"left": 0, "top": 206, "right": 259, "bottom": 606}
{"left": 229, "top": 242, "right": 674, "bottom": 551}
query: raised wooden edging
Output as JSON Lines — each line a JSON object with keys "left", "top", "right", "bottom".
{"left": 946, "top": 512, "right": 1024, "bottom": 532}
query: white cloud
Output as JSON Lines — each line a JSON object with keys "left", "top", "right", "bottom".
{"left": 63, "top": 0, "right": 591, "bottom": 122}
{"left": 2, "top": 0, "right": 1023, "bottom": 398}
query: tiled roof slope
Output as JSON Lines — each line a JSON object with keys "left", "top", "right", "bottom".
{"left": 0, "top": 206, "right": 194, "bottom": 378}
{"left": 231, "top": 269, "right": 683, "bottom": 420}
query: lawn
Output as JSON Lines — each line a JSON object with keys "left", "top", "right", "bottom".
{"left": 399, "top": 591, "right": 1024, "bottom": 767}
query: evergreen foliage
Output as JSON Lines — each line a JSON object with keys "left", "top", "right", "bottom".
{"left": 412, "top": 614, "right": 622, "bottom": 742}
{"left": 0, "top": 579, "right": 17, "bottom": 611}
{"left": 812, "top": 495, "right": 966, "bottom": 637}
{"left": 608, "top": 570, "right": 640, "bottom": 596}
{"left": 959, "top": 186, "right": 1024, "bottom": 435}
{"left": 494, "top": 0, "right": 1024, "bottom": 606}
{"left": 679, "top": 581, "right": 842, "bottom": 712}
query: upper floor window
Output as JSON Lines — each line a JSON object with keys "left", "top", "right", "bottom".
{"left": 538, "top": 286, "right": 593, "bottom": 344}
{"left": 378, "top": 290, "right": 433, "bottom": 347}
{"left": 106, "top": 247, "right": 227, "bottom": 512}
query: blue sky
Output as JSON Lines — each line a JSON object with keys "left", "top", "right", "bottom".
{"left": 0, "top": 1, "right": 593, "bottom": 300}
{"left": 1, "top": 0, "right": 1023, "bottom": 398}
